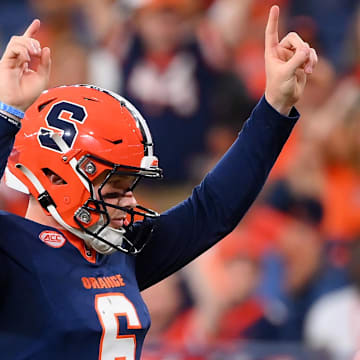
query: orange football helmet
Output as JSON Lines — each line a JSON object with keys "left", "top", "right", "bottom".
{"left": 6, "top": 85, "right": 162, "bottom": 254}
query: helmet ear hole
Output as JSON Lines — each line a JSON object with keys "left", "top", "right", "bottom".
{"left": 42, "top": 168, "right": 67, "bottom": 185}
{"left": 38, "top": 98, "right": 57, "bottom": 112}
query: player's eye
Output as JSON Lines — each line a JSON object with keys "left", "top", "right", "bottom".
{"left": 102, "top": 192, "right": 124, "bottom": 200}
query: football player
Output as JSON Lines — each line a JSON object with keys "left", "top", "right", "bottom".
{"left": 0, "top": 6, "right": 316, "bottom": 359}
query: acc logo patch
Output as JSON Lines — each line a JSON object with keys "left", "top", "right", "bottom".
{"left": 39, "top": 231, "right": 66, "bottom": 248}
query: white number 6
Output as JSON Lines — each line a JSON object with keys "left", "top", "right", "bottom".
{"left": 95, "top": 293, "right": 142, "bottom": 360}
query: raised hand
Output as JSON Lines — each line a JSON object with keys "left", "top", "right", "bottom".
{"left": 0, "top": 19, "right": 51, "bottom": 114}
{"left": 264, "top": 6, "right": 318, "bottom": 115}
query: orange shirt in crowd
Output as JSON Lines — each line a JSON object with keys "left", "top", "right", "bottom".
{"left": 322, "top": 165, "right": 360, "bottom": 241}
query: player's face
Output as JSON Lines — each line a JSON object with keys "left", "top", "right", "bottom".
{"left": 93, "top": 174, "right": 137, "bottom": 229}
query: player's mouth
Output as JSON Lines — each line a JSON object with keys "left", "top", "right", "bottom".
{"left": 110, "top": 217, "right": 127, "bottom": 228}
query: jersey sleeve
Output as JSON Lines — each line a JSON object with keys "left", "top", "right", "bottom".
{"left": 0, "top": 115, "right": 21, "bottom": 179}
{"left": 135, "top": 96, "right": 299, "bottom": 290}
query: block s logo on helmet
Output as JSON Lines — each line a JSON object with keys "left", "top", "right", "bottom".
{"left": 38, "top": 101, "right": 87, "bottom": 152}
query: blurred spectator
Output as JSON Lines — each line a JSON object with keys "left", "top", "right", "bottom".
{"left": 29, "top": 0, "right": 89, "bottom": 87}
{"left": 258, "top": 180, "right": 349, "bottom": 341}
{"left": 191, "top": 72, "right": 256, "bottom": 182}
{"left": 141, "top": 274, "right": 184, "bottom": 343}
{"left": 119, "top": 0, "right": 253, "bottom": 184}
{"left": 305, "top": 238, "right": 360, "bottom": 360}
{"left": 270, "top": 60, "right": 360, "bottom": 243}
{"left": 145, "top": 206, "right": 291, "bottom": 352}
{"left": 269, "top": 55, "right": 336, "bottom": 181}
{"left": 317, "top": 80, "right": 360, "bottom": 241}
{"left": 158, "top": 226, "right": 273, "bottom": 349}
{"left": 196, "top": 0, "right": 252, "bottom": 71}
{"left": 289, "top": 0, "right": 358, "bottom": 72}
{"left": 233, "top": 0, "right": 289, "bottom": 100}
{"left": 0, "top": 1, "right": 34, "bottom": 50}
{"left": 349, "top": 4, "right": 360, "bottom": 80}
{"left": 80, "top": 0, "right": 126, "bottom": 90}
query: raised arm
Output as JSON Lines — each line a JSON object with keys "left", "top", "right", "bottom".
{"left": 0, "top": 19, "right": 51, "bottom": 115}
{"left": 135, "top": 6, "right": 318, "bottom": 290}
{"left": 0, "top": 20, "right": 51, "bottom": 179}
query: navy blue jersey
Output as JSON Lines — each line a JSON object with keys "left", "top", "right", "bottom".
{"left": 0, "top": 96, "right": 298, "bottom": 359}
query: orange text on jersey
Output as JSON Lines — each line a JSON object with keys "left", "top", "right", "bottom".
{"left": 81, "top": 274, "right": 125, "bottom": 289}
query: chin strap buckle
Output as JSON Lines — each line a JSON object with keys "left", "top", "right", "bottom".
{"left": 38, "top": 191, "right": 56, "bottom": 210}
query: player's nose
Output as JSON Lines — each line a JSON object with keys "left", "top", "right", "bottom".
{"left": 120, "top": 191, "right": 137, "bottom": 209}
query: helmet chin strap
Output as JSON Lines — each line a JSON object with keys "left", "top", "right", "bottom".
{"left": 81, "top": 225, "right": 126, "bottom": 255}
{"left": 14, "top": 162, "right": 125, "bottom": 256}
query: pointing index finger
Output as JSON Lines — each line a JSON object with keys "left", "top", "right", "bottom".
{"left": 265, "top": 5, "right": 280, "bottom": 50}
{"left": 23, "top": 19, "right": 41, "bottom": 38}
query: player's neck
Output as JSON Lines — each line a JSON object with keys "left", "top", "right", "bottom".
{"left": 25, "top": 196, "right": 63, "bottom": 229}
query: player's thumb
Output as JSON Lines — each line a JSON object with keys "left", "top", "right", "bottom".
{"left": 285, "top": 46, "right": 310, "bottom": 76}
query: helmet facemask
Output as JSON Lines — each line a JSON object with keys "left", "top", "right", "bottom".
{"left": 73, "top": 154, "right": 162, "bottom": 254}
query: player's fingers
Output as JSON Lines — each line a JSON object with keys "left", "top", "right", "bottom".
{"left": 279, "top": 32, "right": 307, "bottom": 51}
{"left": 304, "top": 47, "right": 318, "bottom": 74}
{"left": 265, "top": 5, "right": 280, "bottom": 51}
{"left": 22, "top": 61, "right": 31, "bottom": 74}
{"left": 3, "top": 43, "right": 32, "bottom": 67}
{"left": 311, "top": 48, "right": 318, "bottom": 64}
{"left": 295, "top": 67, "right": 306, "bottom": 88}
{"left": 3, "top": 36, "right": 41, "bottom": 60}
{"left": 301, "top": 44, "right": 317, "bottom": 74}
{"left": 29, "top": 38, "right": 41, "bottom": 56}
{"left": 37, "top": 47, "right": 51, "bottom": 79}
{"left": 279, "top": 32, "right": 313, "bottom": 73}
{"left": 23, "top": 19, "right": 41, "bottom": 38}
{"left": 284, "top": 45, "right": 310, "bottom": 75}
{"left": 20, "top": 37, "right": 41, "bottom": 57}
{"left": 278, "top": 46, "right": 294, "bottom": 61}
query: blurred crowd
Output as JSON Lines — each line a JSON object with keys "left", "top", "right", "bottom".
{"left": 1, "top": 0, "right": 360, "bottom": 359}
